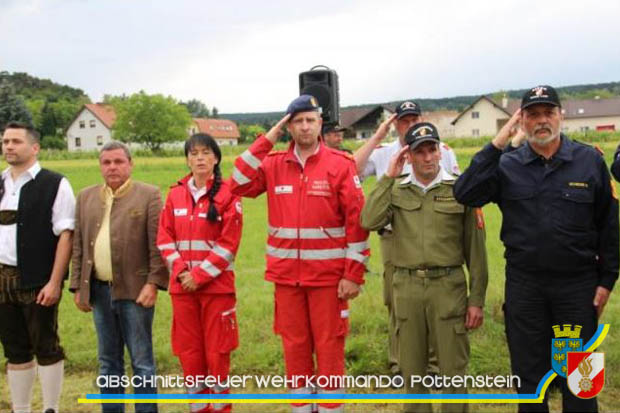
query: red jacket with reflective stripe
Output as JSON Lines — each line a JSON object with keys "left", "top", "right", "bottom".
{"left": 231, "top": 135, "right": 369, "bottom": 287}
{"left": 157, "top": 175, "right": 243, "bottom": 295}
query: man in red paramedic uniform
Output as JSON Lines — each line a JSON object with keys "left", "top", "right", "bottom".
{"left": 231, "top": 95, "right": 369, "bottom": 413}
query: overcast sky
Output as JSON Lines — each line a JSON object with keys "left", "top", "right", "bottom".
{"left": 1, "top": 0, "right": 619, "bottom": 113}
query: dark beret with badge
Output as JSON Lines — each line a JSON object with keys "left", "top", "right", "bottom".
{"left": 286, "top": 94, "right": 323, "bottom": 118}
{"left": 323, "top": 124, "right": 347, "bottom": 134}
{"left": 405, "top": 122, "right": 440, "bottom": 150}
{"left": 521, "top": 85, "right": 561, "bottom": 109}
{"left": 395, "top": 100, "right": 421, "bottom": 119}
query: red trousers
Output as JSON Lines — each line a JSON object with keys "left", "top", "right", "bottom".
{"left": 171, "top": 293, "right": 238, "bottom": 413}
{"left": 274, "top": 284, "right": 348, "bottom": 412}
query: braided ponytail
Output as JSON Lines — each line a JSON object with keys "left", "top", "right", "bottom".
{"left": 206, "top": 164, "right": 222, "bottom": 222}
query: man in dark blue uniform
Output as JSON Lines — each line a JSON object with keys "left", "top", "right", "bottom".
{"left": 611, "top": 145, "right": 620, "bottom": 181}
{"left": 454, "top": 85, "right": 618, "bottom": 413}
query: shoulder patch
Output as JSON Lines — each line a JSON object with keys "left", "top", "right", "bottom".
{"left": 475, "top": 208, "right": 485, "bottom": 229}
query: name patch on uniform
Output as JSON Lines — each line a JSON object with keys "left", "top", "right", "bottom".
{"left": 434, "top": 196, "right": 456, "bottom": 202}
{"left": 174, "top": 208, "right": 188, "bottom": 216}
{"left": 568, "top": 182, "right": 588, "bottom": 188}
{"left": 275, "top": 185, "right": 293, "bottom": 195}
{"left": 309, "top": 180, "right": 332, "bottom": 196}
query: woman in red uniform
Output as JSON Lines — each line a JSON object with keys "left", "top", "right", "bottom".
{"left": 157, "top": 133, "right": 242, "bottom": 413}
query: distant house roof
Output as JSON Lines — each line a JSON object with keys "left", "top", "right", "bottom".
{"left": 84, "top": 103, "right": 117, "bottom": 128}
{"left": 193, "top": 118, "right": 240, "bottom": 139}
{"left": 560, "top": 98, "right": 620, "bottom": 118}
{"left": 340, "top": 105, "right": 393, "bottom": 128}
{"left": 452, "top": 95, "right": 620, "bottom": 125}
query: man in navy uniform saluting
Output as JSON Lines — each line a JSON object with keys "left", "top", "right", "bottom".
{"left": 454, "top": 85, "right": 619, "bottom": 412}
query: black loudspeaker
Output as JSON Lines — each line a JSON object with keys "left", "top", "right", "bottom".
{"left": 299, "top": 65, "right": 339, "bottom": 125}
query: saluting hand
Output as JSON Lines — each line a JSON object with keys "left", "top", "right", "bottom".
{"left": 265, "top": 114, "right": 291, "bottom": 144}
{"left": 371, "top": 113, "right": 398, "bottom": 143}
{"left": 465, "top": 306, "right": 483, "bottom": 329}
{"left": 492, "top": 109, "right": 522, "bottom": 150}
{"left": 386, "top": 146, "right": 409, "bottom": 178}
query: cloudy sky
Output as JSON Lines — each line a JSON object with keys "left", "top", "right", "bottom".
{"left": 1, "top": 0, "right": 619, "bottom": 113}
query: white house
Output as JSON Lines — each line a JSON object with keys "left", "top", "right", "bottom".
{"left": 66, "top": 104, "right": 116, "bottom": 151}
{"left": 65, "top": 104, "right": 240, "bottom": 151}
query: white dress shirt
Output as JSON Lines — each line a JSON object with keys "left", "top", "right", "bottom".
{"left": 362, "top": 139, "right": 461, "bottom": 179}
{"left": 0, "top": 162, "right": 75, "bottom": 265}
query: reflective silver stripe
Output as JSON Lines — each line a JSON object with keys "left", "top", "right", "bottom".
{"left": 200, "top": 259, "right": 221, "bottom": 277}
{"left": 232, "top": 167, "right": 251, "bottom": 185}
{"left": 345, "top": 241, "right": 369, "bottom": 264}
{"left": 267, "top": 247, "right": 347, "bottom": 260}
{"left": 345, "top": 250, "right": 368, "bottom": 265}
{"left": 300, "top": 249, "right": 345, "bottom": 260}
{"left": 213, "top": 244, "right": 234, "bottom": 263}
{"left": 317, "top": 388, "right": 344, "bottom": 412}
{"left": 177, "top": 240, "right": 213, "bottom": 251}
{"left": 212, "top": 384, "right": 228, "bottom": 394}
{"left": 166, "top": 251, "right": 180, "bottom": 265}
{"left": 347, "top": 241, "right": 369, "bottom": 252}
{"left": 187, "top": 383, "right": 208, "bottom": 394}
{"left": 157, "top": 243, "right": 176, "bottom": 251}
{"left": 190, "top": 402, "right": 209, "bottom": 412}
{"left": 266, "top": 246, "right": 298, "bottom": 259}
{"left": 340, "top": 309, "right": 349, "bottom": 319}
{"left": 290, "top": 386, "right": 312, "bottom": 394}
{"left": 240, "top": 150, "right": 261, "bottom": 170}
{"left": 221, "top": 307, "right": 236, "bottom": 316}
{"left": 213, "top": 402, "right": 231, "bottom": 411}
{"left": 268, "top": 226, "right": 346, "bottom": 240}
{"left": 291, "top": 405, "right": 313, "bottom": 413}
{"left": 191, "top": 261, "right": 234, "bottom": 271}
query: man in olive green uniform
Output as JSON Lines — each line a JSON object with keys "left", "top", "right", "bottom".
{"left": 361, "top": 122, "right": 488, "bottom": 413}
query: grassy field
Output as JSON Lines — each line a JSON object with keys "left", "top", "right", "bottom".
{"left": 1, "top": 140, "right": 619, "bottom": 412}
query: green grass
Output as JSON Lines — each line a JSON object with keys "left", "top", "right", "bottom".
{"left": 1, "top": 140, "right": 619, "bottom": 412}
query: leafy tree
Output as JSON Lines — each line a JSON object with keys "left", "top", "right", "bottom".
{"left": 25, "top": 98, "right": 45, "bottom": 130}
{"left": 112, "top": 91, "right": 192, "bottom": 152}
{"left": 212, "top": 106, "right": 219, "bottom": 118}
{"left": 181, "top": 99, "right": 210, "bottom": 117}
{"left": 40, "top": 99, "right": 83, "bottom": 137}
{"left": 0, "top": 80, "right": 33, "bottom": 130}
{"left": 238, "top": 124, "right": 266, "bottom": 143}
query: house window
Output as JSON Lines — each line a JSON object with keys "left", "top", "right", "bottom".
{"left": 471, "top": 111, "right": 480, "bottom": 119}
{"left": 97, "top": 136, "right": 103, "bottom": 145}
{"left": 472, "top": 129, "right": 480, "bottom": 137}
{"left": 79, "top": 121, "right": 85, "bottom": 129}
{"left": 90, "top": 120, "right": 96, "bottom": 128}
{"left": 578, "top": 108, "right": 585, "bottom": 114}
{"left": 75, "top": 137, "right": 81, "bottom": 147}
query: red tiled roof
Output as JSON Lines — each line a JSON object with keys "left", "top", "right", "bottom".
{"left": 85, "top": 103, "right": 117, "bottom": 128}
{"left": 193, "top": 118, "right": 240, "bottom": 139}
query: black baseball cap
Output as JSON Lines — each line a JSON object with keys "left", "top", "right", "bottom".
{"left": 395, "top": 100, "right": 421, "bottom": 119}
{"left": 286, "top": 94, "right": 322, "bottom": 118}
{"left": 323, "top": 124, "right": 346, "bottom": 134}
{"left": 405, "top": 122, "right": 440, "bottom": 149}
{"left": 521, "top": 85, "right": 561, "bottom": 110}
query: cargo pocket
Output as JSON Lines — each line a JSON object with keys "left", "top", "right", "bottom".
{"left": 438, "top": 271, "right": 467, "bottom": 320}
{"left": 337, "top": 300, "right": 350, "bottom": 337}
{"left": 218, "top": 307, "right": 239, "bottom": 353}
{"left": 392, "top": 269, "right": 410, "bottom": 322}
